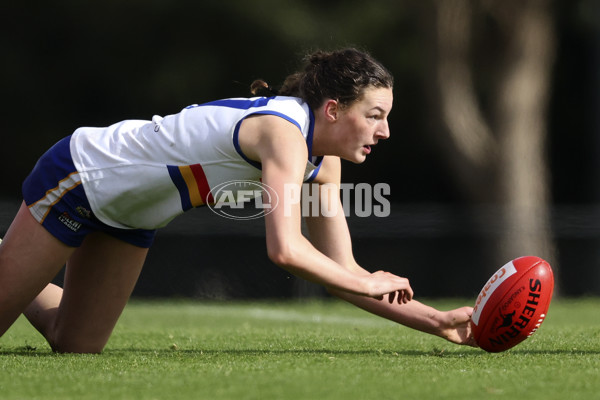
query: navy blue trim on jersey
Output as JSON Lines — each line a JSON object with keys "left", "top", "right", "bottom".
{"left": 190, "top": 96, "right": 320, "bottom": 181}
{"left": 232, "top": 118, "right": 262, "bottom": 170}
{"left": 305, "top": 156, "right": 324, "bottom": 182}
{"left": 188, "top": 97, "right": 274, "bottom": 110}
{"left": 305, "top": 107, "right": 316, "bottom": 159}
{"left": 232, "top": 108, "right": 317, "bottom": 177}
{"left": 167, "top": 165, "right": 193, "bottom": 210}
{"left": 232, "top": 110, "right": 307, "bottom": 171}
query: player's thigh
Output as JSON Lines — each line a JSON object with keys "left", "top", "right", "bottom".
{"left": 0, "top": 202, "right": 74, "bottom": 336}
{"left": 52, "top": 232, "right": 149, "bottom": 352}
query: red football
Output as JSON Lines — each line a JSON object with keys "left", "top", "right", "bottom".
{"left": 471, "top": 256, "right": 554, "bottom": 352}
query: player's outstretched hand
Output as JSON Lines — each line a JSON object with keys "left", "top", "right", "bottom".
{"left": 437, "top": 306, "right": 478, "bottom": 347}
{"left": 364, "top": 270, "right": 414, "bottom": 304}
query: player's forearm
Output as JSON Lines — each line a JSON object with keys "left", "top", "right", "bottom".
{"left": 329, "top": 288, "right": 444, "bottom": 336}
{"left": 268, "top": 235, "right": 371, "bottom": 296}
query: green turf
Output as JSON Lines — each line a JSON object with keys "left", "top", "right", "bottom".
{"left": 0, "top": 298, "right": 598, "bottom": 400}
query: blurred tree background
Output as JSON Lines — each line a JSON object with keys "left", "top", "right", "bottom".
{"left": 1, "top": 0, "right": 599, "bottom": 298}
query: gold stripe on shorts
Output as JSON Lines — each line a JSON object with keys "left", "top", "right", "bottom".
{"left": 28, "top": 172, "right": 83, "bottom": 223}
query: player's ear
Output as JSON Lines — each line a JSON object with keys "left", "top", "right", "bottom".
{"left": 323, "top": 99, "right": 339, "bottom": 122}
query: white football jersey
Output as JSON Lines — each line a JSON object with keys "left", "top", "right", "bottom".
{"left": 70, "top": 96, "right": 322, "bottom": 229}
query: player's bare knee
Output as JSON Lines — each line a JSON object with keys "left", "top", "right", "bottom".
{"left": 51, "top": 340, "right": 105, "bottom": 354}
{"left": 49, "top": 333, "right": 105, "bottom": 354}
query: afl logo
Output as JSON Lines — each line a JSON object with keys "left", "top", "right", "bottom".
{"left": 207, "top": 180, "right": 279, "bottom": 220}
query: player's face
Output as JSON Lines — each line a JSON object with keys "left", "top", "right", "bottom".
{"left": 335, "top": 87, "right": 393, "bottom": 163}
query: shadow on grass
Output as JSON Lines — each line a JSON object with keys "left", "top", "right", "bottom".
{"left": 0, "top": 346, "right": 55, "bottom": 357}
{"left": 2, "top": 347, "right": 599, "bottom": 357}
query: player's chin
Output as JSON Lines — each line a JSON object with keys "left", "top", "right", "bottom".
{"left": 340, "top": 155, "right": 366, "bottom": 164}
{"left": 340, "top": 150, "right": 368, "bottom": 164}
{"left": 349, "top": 152, "right": 368, "bottom": 164}
{"left": 353, "top": 157, "right": 367, "bottom": 164}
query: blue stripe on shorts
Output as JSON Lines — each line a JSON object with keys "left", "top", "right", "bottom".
{"left": 22, "top": 135, "right": 156, "bottom": 248}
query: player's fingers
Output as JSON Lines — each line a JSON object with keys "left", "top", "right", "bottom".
{"left": 385, "top": 274, "right": 413, "bottom": 304}
{"left": 369, "top": 271, "right": 413, "bottom": 301}
{"left": 388, "top": 291, "right": 396, "bottom": 304}
{"left": 397, "top": 289, "right": 412, "bottom": 304}
{"left": 399, "top": 285, "right": 414, "bottom": 303}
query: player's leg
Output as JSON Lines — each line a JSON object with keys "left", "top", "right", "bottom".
{"left": 23, "top": 282, "right": 64, "bottom": 339}
{"left": 32, "top": 231, "right": 149, "bottom": 353}
{"left": 0, "top": 202, "right": 74, "bottom": 338}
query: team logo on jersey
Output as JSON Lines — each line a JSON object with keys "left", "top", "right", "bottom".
{"left": 207, "top": 180, "right": 278, "bottom": 220}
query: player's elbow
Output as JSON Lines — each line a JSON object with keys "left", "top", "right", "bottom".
{"left": 266, "top": 241, "right": 296, "bottom": 268}
{"left": 266, "top": 235, "right": 306, "bottom": 269}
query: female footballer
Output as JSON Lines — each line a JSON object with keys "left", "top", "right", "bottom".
{"left": 0, "top": 48, "right": 476, "bottom": 353}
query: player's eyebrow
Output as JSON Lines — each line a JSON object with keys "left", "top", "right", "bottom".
{"left": 370, "top": 106, "right": 389, "bottom": 115}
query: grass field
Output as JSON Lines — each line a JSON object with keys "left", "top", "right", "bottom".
{"left": 0, "top": 298, "right": 598, "bottom": 400}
